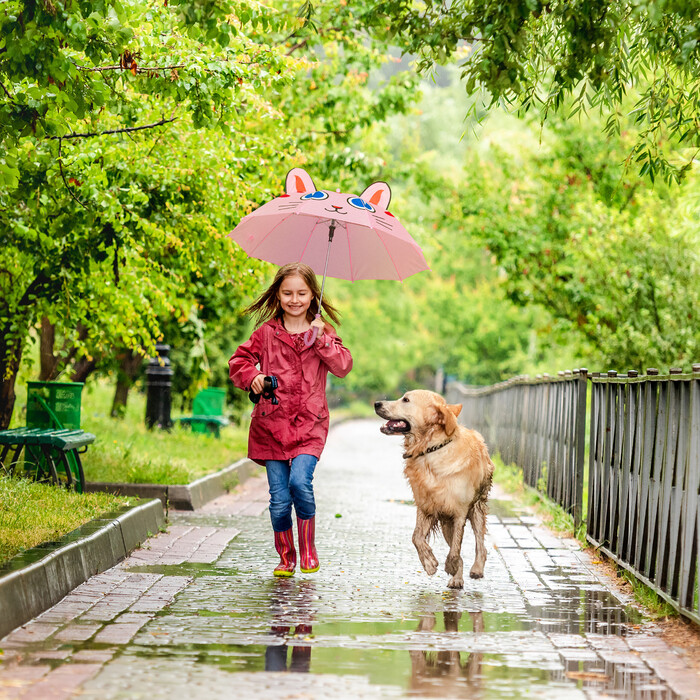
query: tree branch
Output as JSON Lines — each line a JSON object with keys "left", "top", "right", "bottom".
{"left": 286, "top": 38, "right": 309, "bottom": 56}
{"left": 57, "top": 138, "right": 89, "bottom": 210}
{"left": 0, "top": 80, "right": 13, "bottom": 99}
{"left": 76, "top": 64, "right": 185, "bottom": 73}
{"left": 47, "top": 116, "right": 178, "bottom": 141}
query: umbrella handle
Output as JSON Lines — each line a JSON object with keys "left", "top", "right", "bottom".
{"left": 303, "top": 314, "right": 321, "bottom": 347}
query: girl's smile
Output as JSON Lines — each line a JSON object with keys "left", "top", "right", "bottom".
{"left": 278, "top": 275, "right": 312, "bottom": 323}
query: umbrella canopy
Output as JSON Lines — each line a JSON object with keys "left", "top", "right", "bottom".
{"left": 228, "top": 168, "right": 429, "bottom": 282}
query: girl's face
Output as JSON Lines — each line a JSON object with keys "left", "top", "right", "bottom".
{"left": 277, "top": 274, "right": 313, "bottom": 320}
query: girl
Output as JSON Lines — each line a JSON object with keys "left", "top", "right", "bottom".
{"left": 229, "top": 263, "right": 353, "bottom": 577}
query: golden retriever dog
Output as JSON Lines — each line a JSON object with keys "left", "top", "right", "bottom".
{"left": 374, "top": 390, "right": 494, "bottom": 588}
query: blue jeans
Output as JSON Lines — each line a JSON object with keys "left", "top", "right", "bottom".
{"left": 265, "top": 454, "right": 318, "bottom": 532}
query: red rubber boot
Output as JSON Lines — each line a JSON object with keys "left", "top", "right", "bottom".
{"left": 273, "top": 528, "right": 296, "bottom": 577}
{"left": 297, "top": 516, "right": 319, "bottom": 573}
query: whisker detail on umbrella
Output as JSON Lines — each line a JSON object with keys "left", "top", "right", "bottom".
{"left": 372, "top": 218, "right": 393, "bottom": 230}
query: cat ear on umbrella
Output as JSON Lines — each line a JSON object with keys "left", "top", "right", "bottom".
{"left": 285, "top": 168, "right": 316, "bottom": 195}
{"left": 359, "top": 181, "right": 391, "bottom": 211}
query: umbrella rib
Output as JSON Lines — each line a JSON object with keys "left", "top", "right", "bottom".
{"left": 346, "top": 224, "right": 354, "bottom": 281}
{"left": 298, "top": 217, "right": 325, "bottom": 263}
{"left": 247, "top": 211, "right": 297, "bottom": 256}
{"left": 375, "top": 229, "right": 404, "bottom": 281}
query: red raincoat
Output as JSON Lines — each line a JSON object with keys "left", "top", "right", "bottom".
{"left": 229, "top": 318, "right": 353, "bottom": 465}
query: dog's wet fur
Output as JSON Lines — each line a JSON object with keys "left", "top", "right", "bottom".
{"left": 375, "top": 390, "right": 494, "bottom": 588}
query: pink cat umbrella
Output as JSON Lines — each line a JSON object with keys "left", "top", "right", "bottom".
{"left": 229, "top": 167, "right": 430, "bottom": 345}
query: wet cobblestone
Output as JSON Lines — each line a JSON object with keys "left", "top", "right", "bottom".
{"left": 1, "top": 419, "right": 699, "bottom": 699}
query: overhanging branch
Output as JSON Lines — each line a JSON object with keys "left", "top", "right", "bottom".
{"left": 76, "top": 64, "right": 185, "bottom": 73}
{"left": 47, "top": 116, "right": 178, "bottom": 141}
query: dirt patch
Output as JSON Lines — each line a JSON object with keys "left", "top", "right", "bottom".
{"left": 657, "top": 617, "right": 700, "bottom": 673}
{"left": 580, "top": 549, "right": 700, "bottom": 671}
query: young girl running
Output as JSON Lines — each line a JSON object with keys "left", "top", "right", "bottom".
{"left": 229, "top": 263, "right": 353, "bottom": 577}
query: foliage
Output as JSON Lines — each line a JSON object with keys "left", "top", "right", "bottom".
{"left": 315, "top": 74, "right": 572, "bottom": 399}
{"left": 0, "top": 0, "right": 299, "bottom": 426}
{"left": 0, "top": 475, "right": 132, "bottom": 564}
{"left": 458, "top": 110, "right": 700, "bottom": 372}
{"left": 0, "top": 0, "right": 420, "bottom": 428}
{"left": 365, "top": 0, "right": 700, "bottom": 183}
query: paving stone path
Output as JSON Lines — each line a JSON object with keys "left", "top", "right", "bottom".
{"left": 1, "top": 419, "right": 699, "bottom": 699}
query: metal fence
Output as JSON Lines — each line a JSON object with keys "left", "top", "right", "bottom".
{"left": 587, "top": 367, "right": 700, "bottom": 625}
{"left": 447, "top": 364, "right": 700, "bottom": 624}
{"left": 446, "top": 370, "right": 588, "bottom": 527}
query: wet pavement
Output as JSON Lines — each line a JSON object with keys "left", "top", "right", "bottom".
{"left": 1, "top": 419, "right": 700, "bottom": 699}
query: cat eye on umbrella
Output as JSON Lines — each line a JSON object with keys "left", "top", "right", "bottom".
{"left": 228, "top": 167, "right": 429, "bottom": 344}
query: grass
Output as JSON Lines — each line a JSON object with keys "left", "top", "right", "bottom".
{"left": 1, "top": 379, "right": 249, "bottom": 565}
{"left": 0, "top": 476, "right": 133, "bottom": 565}
{"left": 493, "top": 454, "right": 679, "bottom": 620}
{"left": 492, "top": 455, "right": 582, "bottom": 539}
{"left": 620, "top": 570, "right": 678, "bottom": 619}
{"left": 79, "top": 381, "right": 248, "bottom": 485}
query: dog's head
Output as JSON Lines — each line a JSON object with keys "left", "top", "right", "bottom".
{"left": 374, "top": 390, "right": 463, "bottom": 438}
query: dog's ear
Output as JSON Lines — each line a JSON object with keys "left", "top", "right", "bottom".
{"left": 449, "top": 404, "right": 462, "bottom": 417}
{"left": 434, "top": 404, "right": 459, "bottom": 436}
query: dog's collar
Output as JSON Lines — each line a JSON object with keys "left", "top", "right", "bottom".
{"left": 403, "top": 438, "right": 453, "bottom": 460}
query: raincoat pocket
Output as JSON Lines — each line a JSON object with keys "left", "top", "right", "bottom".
{"left": 251, "top": 399, "right": 280, "bottom": 420}
{"left": 306, "top": 398, "right": 328, "bottom": 422}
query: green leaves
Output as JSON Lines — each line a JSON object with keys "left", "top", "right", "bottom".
{"left": 0, "top": 0, "right": 425, "bottom": 426}
{"left": 366, "top": 0, "right": 700, "bottom": 183}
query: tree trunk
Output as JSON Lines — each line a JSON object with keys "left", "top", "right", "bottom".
{"left": 71, "top": 357, "right": 97, "bottom": 384}
{"left": 39, "top": 317, "right": 59, "bottom": 381}
{"left": 0, "top": 335, "right": 24, "bottom": 430}
{"left": 1, "top": 272, "right": 51, "bottom": 428}
{"left": 111, "top": 349, "right": 143, "bottom": 418}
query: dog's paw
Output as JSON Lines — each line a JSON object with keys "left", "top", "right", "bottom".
{"left": 469, "top": 569, "right": 484, "bottom": 579}
{"left": 447, "top": 575, "right": 464, "bottom": 589}
{"left": 445, "top": 555, "right": 461, "bottom": 576}
{"left": 420, "top": 553, "right": 439, "bottom": 576}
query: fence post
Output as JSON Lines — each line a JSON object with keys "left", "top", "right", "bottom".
{"left": 679, "top": 364, "right": 700, "bottom": 617}
{"left": 574, "top": 368, "right": 587, "bottom": 529}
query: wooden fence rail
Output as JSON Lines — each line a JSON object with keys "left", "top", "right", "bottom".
{"left": 587, "top": 367, "right": 700, "bottom": 625}
{"left": 446, "top": 370, "right": 588, "bottom": 527}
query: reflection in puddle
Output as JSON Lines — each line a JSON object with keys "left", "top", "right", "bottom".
{"left": 264, "top": 579, "right": 315, "bottom": 674}
{"left": 409, "top": 611, "right": 483, "bottom": 698}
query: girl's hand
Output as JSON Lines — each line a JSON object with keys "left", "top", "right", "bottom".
{"left": 251, "top": 373, "right": 266, "bottom": 394}
{"left": 310, "top": 316, "right": 325, "bottom": 337}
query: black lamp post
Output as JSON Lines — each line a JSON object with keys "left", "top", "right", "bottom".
{"left": 145, "top": 343, "right": 173, "bottom": 430}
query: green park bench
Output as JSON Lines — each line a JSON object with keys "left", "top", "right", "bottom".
{"left": 0, "top": 383, "right": 94, "bottom": 493}
{"left": 177, "top": 387, "right": 229, "bottom": 438}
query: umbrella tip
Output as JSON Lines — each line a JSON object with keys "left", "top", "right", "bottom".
{"left": 336, "top": 188, "right": 340, "bottom": 193}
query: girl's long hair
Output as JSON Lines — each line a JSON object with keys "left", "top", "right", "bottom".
{"left": 244, "top": 263, "right": 342, "bottom": 327}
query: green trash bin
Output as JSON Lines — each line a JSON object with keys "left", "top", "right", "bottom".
{"left": 190, "top": 388, "right": 227, "bottom": 435}
{"left": 26, "top": 381, "right": 84, "bottom": 430}
{"left": 192, "top": 387, "right": 226, "bottom": 416}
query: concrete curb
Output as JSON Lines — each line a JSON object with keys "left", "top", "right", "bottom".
{"left": 84, "top": 457, "right": 259, "bottom": 511}
{"left": 0, "top": 498, "right": 164, "bottom": 639}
